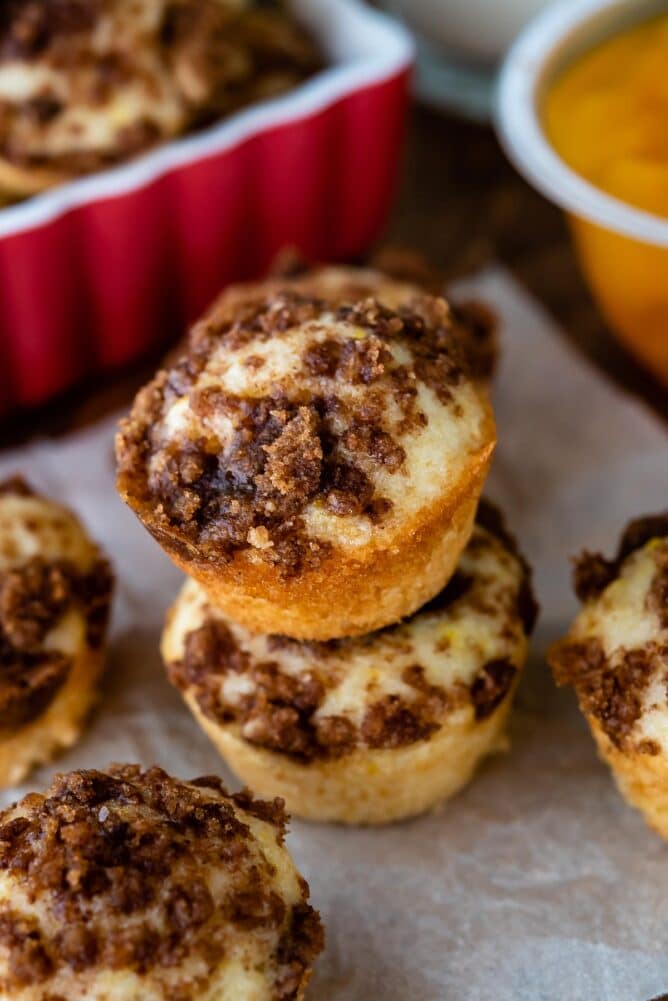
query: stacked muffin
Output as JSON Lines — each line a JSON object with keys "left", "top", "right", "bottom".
{"left": 116, "top": 265, "right": 538, "bottom": 824}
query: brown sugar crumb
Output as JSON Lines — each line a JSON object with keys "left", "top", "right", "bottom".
{"left": 648, "top": 550, "right": 668, "bottom": 630}
{"left": 137, "top": 384, "right": 397, "bottom": 576}
{"left": 275, "top": 903, "right": 325, "bottom": 1001}
{"left": 550, "top": 639, "right": 663, "bottom": 748}
{"left": 0, "top": 558, "right": 75, "bottom": 649}
{"left": 341, "top": 422, "right": 405, "bottom": 472}
{"left": 116, "top": 275, "right": 494, "bottom": 575}
{"left": 470, "top": 658, "right": 518, "bottom": 720}
{"left": 302, "top": 338, "right": 342, "bottom": 377}
{"left": 618, "top": 512, "right": 668, "bottom": 562}
{"left": 0, "top": 765, "right": 322, "bottom": 997}
{"left": 0, "top": 556, "right": 113, "bottom": 733}
{"left": 0, "top": 1, "right": 99, "bottom": 59}
{"left": 228, "top": 787, "right": 288, "bottom": 840}
{"left": 0, "top": 476, "right": 35, "bottom": 498}
{"left": 170, "top": 619, "right": 453, "bottom": 761}
{"left": 0, "top": 907, "right": 53, "bottom": 988}
{"left": 402, "top": 664, "right": 449, "bottom": 718}
{"left": 171, "top": 620, "right": 332, "bottom": 764}
{"left": 0, "top": 1, "right": 322, "bottom": 172}
{"left": 261, "top": 407, "right": 322, "bottom": 499}
{"left": 323, "top": 462, "right": 376, "bottom": 517}
{"left": 0, "top": 651, "right": 70, "bottom": 734}
{"left": 475, "top": 499, "right": 539, "bottom": 635}
{"left": 360, "top": 695, "right": 440, "bottom": 749}
{"left": 572, "top": 511, "right": 668, "bottom": 603}
{"left": 573, "top": 552, "right": 618, "bottom": 603}
{"left": 313, "top": 714, "right": 356, "bottom": 756}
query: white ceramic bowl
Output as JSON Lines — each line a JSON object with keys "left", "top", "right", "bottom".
{"left": 496, "top": 0, "right": 668, "bottom": 384}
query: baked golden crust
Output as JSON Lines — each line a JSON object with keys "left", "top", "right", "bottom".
{"left": 0, "top": 476, "right": 113, "bottom": 786}
{"left": 0, "top": 764, "right": 324, "bottom": 1000}
{"left": 0, "top": 0, "right": 320, "bottom": 200}
{"left": 117, "top": 266, "right": 497, "bottom": 639}
{"left": 163, "top": 504, "right": 536, "bottom": 823}
{"left": 548, "top": 512, "right": 668, "bottom": 836}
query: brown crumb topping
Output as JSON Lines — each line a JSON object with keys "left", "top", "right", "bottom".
{"left": 117, "top": 276, "right": 494, "bottom": 576}
{"left": 475, "top": 499, "right": 539, "bottom": 635}
{"left": 0, "top": 765, "right": 323, "bottom": 999}
{"left": 550, "top": 639, "right": 666, "bottom": 750}
{"left": 0, "top": 556, "right": 113, "bottom": 733}
{"left": 0, "top": 476, "right": 35, "bottom": 498}
{"left": 0, "top": 0, "right": 322, "bottom": 175}
{"left": 648, "top": 545, "right": 668, "bottom": 631}
{"left": 553, "top": 515, "right": 668, "bottom": 751}
{"left": 168, "top": 503, "right": 535, "bottom": 761}
{"left": 470, "top": 658, "right": 518, "bottom": 720}
{"left": 573, "top": 511, "right": 668, "bottom": 603}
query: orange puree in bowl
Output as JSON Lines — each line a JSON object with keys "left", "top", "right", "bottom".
{"left": 542, "top": 13, "right": 668, "bottom": 384}
{"left": 545, "top": 13, "right": 668, "bottom": 215}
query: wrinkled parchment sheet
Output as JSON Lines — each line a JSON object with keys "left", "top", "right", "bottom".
{"left": 1, "top": 270, "right": 667, "bottom": 1001}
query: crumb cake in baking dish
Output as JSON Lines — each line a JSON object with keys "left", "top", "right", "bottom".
{"left": 0, "top": 0, "right": 321, "bottom": 199}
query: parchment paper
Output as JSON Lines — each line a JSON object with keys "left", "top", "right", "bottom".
{"left": 1, "top": 269, "right": 667, "bottom": 1001}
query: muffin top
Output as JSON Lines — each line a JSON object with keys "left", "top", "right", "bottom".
{"left": 550, "top": 512, "right": 668, "bottom": 754}
{"left": 0, "top": 764, "right": 323, "bottom": 1000}
{"left": 164, "top": 501, "right": 536, "bottom": 762}
{"left": 0, "top": 477, "right": 112, "bottom": 734}
{"left": 0, "top": 0, "right": 320, "bottom": 174}
{"left": 117, "top": 266, "right": 496, "bottom": 577}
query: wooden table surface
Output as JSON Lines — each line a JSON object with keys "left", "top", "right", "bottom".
{"left": 1, "top": 104, "right": 666, "bottom": 450}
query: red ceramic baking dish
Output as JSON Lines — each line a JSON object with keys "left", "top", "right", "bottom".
{"left": 0, "top": 0, "right": 412, "bottom": 417}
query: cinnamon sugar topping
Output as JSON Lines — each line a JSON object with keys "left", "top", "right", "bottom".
{"left": 0, "top": 765, "right": 323, "bottom": 998}
{"left": 573, "top": 511, "right": 668, "bottom": 603}
{"left": 117, "top": 271, "right": 497, "bottom": 575}
{"left": 551, "top": 513, "right": 668, "bottom": 750}
{"left": 0, "top": 555, "right": 112, "bottom": 732}
{"left": 0, "top": 0, "right": 322, "bottom": 176}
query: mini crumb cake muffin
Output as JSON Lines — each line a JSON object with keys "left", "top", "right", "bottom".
{"left": 549, "top": 512, "right": 668, "bottom": 837}
{"left": 162, "top": 501, "right": 536, "bottom": 824}
{"left": 0, "top": 476, "right": 113, "bottom": 787}
{"left": 0, "top": 0, "right": 320, "bottom": 200}
{"left": 0, "top": 764, "right": 324, "bottom": 1000}
{"left": 117, "top": 266, "right": 497, "bottom": 640}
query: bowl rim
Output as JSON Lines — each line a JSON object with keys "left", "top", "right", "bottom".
{"left": 0, "top": 0, "right": 413, "bottom": 241}
{"left": 496, "top": 0, "right": 668, "bottom": 247}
